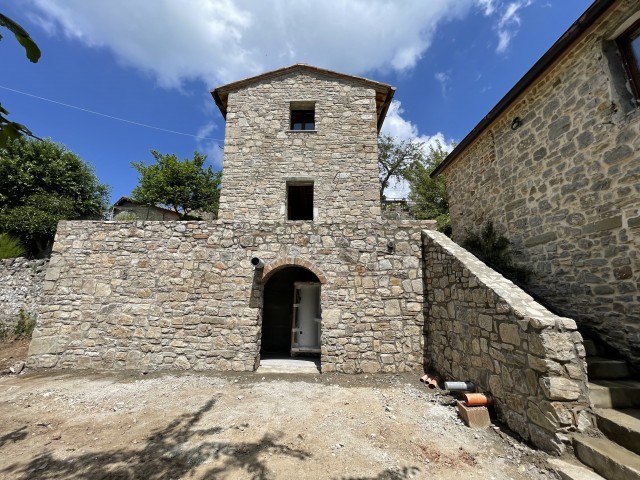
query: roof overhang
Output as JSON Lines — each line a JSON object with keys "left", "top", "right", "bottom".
{"left": 432, "top": 0, "right": 617, "bottom": 177}
{"left": 211, "top": 63, "right": 396, "bottom": 133}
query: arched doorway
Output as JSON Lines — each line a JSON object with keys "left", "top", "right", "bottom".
{"left": 261, "top": 266, "right": 321, "bottom": 358}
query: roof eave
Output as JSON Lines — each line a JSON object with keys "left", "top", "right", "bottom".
{"left": 432, "top": 0, "right": 617, "bottom": 178}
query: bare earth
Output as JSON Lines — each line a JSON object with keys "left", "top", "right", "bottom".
{"left": 0, "top": 359, "right": 556, "bottom": 479}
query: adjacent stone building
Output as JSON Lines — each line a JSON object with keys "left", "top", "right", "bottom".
{"left": 433, "top": 0, "right": 640, "bottom": 369}
{"left": 28, "top": 65, "right": 432, "bottom": 374}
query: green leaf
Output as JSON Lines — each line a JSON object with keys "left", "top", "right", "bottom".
{"left": 0, "top": 14, "right": 41, "bottom": 63}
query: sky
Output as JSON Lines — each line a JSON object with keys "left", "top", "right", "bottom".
{"left": 1, "top": 0, "right": 594, "bottom": 202}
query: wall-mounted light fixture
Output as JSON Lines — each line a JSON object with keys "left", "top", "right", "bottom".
{"left": 511, "top": 117, "right": 522, "bottom": 131}
{"left": 387, "top": 241, "right": 395, "bottom": 254}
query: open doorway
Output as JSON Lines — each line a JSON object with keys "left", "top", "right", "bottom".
{"left": 261, "top": 266, "right": 321, "bottom": 359}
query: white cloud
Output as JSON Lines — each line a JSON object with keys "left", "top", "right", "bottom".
{"left": 476, "top": 0, "right": 498, "bottom": 15}
{"left": 434, "top": 71, "right": 451, "bottom": 97}
{"left": 476, "top": 0, "right": 534, "bottom": 53}
{"left": 27, "top": 0, "right": 481, "bottom": 88}
{"left": 381, "top": 101, "right": 454, "bottom": 199}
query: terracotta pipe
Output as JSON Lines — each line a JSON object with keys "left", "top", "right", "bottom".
{"left": 463, "top": 393, "right": 494, "bottom": 406}
{"left": 427, "top": 375, "right": 442, "bottom": 389}
{"left": 444, "top": 381, "right": 476, "bottom": 392}
{"left": 419, "top": 374, "right": 431, "bottom": 384}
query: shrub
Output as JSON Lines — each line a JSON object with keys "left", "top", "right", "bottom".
{"left": 0, "top": 232, "right": 26, "bottom": 259}
{"left": 462, "top": 221, "right": 530, "bottom": 283}
{"left": 13, "top": 310, "right": 36, "bottom": 339}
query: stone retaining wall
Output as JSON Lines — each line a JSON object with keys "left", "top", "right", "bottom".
{"left": 422, "top": 229, "right": 590, "bottom": 453}
{"left": 442, "top": 0, "right": 640, "bottom": 368}
{"left": 0, "top": 258, "right": 48, "bottom": 331}
{"left": 28, "top": 219, "right": 433, "bottom": 373}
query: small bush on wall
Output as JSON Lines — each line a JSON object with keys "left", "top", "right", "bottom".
{"left": 462, "top": 221, "right": 530, "bottom": 283}
{"left": 0, "top": 233, "right": 26, "bottom": 259}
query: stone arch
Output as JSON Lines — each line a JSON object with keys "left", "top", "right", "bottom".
{"left": 261, "top": 257, "right": 327, "bottom": 284}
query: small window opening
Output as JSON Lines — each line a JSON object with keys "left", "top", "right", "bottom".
{"left": 618, "top": 18, "right": 640, "bottom": 99}
{"left": 290, "top": 101, "right": 315, "bottom": 130}
{"left": 287, "top": 182, "right": 313, "bottom": 220}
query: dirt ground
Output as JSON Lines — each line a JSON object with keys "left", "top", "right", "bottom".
{"left": 0, "top": 349, "right": 557, "bottom": 480}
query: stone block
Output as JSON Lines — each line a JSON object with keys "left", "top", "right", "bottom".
{"left": 456, "top": 401, "right": 491, "bottom": 428}
{"left": 499, "top": 323, "right": 520, "bottom": 346}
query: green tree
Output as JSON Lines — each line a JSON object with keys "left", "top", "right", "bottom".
{"left": 0, "top": 138, "right": 110, "bottom": 256}
{"left": 131, "top": 151, "right": 221, "bottom": 219}
{"left": 405, "top": 139, "right": 452, "bottom": 235}
{"left": 0, "top": 13, "right": 42, "bottom": 146}
{"left": 378, "top": 134, "right": 424, "bottom": 202}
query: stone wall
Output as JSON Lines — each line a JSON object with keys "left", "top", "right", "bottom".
{"left": 423, "top": 230, "right": 590, "bottom": 453}
{"left": 28, "top": 219, "right": 433, "bottom": 373}
{"left": 443, "top": 0, "right": 640, "bottom": 368}
{"left": 218, "top": 71, "right": 381, "bottom": 224}
{"left": 0, "top": 258, "right": 48, "bottom": 331}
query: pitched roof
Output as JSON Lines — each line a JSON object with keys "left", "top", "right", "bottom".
{"left": 432, "top": 0, "right": 617, "bottom": 177}
{"left": 210, "top": 63, "right": 395, "bottom": 132}
{"left": 111, "top": 196, "right": 178, "bottom": 215}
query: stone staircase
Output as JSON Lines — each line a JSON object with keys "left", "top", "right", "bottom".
{"left": 550, "top": 337, "right": 640, "bottom": 480}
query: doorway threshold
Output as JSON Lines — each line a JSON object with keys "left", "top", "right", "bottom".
{"left": 258, "top": 356, "right": 321, "bottom": 374}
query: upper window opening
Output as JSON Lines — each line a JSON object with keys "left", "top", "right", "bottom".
{"left": 618, "top": 18, "right": 640, "bottom": 99}
{"left": 287, "top": 182, "right": 313, "bottom": 220}
{"left": 290, "top": 101, "right": 315, "bottom": 130}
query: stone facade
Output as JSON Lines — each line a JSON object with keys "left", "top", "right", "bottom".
{"left": 440, "top": 1, "right": 640, "bottom": 368}
{"left": 28, "top": 64, "right": 435, "bottom": 374}
{"left": 423, "top": 230, "right": 590, "bottom": 453}
{"left": 215, "top": 66, "right": 387, "bottom": 223}
{"left": 28, "top": 219, "right": 429, "bottom": 373}
{"left": 0, "top": 258, "right": 48, "bottom": 330}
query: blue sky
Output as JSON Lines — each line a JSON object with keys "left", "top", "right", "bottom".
{"left": 1, "top": 0, "right": 593, "bottom": 202}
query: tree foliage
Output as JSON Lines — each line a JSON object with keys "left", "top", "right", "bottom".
{"left": 0, "top": 13, "right": 41, "bottom": 147}
{"left": 0, "top": 138, "right": 110, "bottom": 256}
{"left": 378, "top": 134, "right": 424, "bottom": 202}
{"left": 405, "top": 139, "right": 451, "bottom": 235}
{"left": 131, "top": 151, "right": 221, "bottom": 219}
{"left": 378, "top": 134, "right": 452, "bottom": 235}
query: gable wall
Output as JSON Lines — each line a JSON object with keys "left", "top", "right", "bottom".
{"left": 444, "top": 0, "right": 640, "bottom": 368}
{"left": 217, "top": 72, "right": 381, "bottom": 223}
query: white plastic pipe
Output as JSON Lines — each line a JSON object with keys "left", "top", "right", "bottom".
{"left": 444, "top": 381, "right": 476, "bottom": 392}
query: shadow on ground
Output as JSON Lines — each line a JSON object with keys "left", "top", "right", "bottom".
{"left": 340, "top": 466, "right": 421, "bottom": 480}
{"left": 0, "top": 426, "right": 28, "bottom": 448}
{"left": 1, "top": 397, "right": 311, "bottom": 479}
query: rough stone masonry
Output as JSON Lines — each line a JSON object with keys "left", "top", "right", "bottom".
{"left": 25, "top": 64, "right": 590, "bottom": 452}
{"left": 439, "top": 0, "right": 640, "bottom": 369}
{"left": 28, "top": 65, "right": 434, "bottom": 374}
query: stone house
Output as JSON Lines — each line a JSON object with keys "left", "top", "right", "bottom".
{"left": 433, "top": 0, "right": 640, "bottom": 370}
{"left": 25, "top": 63, "right": 592, "bottom": 453}
{"left": 28, "top": 64, "right": 432, "bottom": 374}
{"left": 110, "top": 196, "right": 181, "bottom": 221}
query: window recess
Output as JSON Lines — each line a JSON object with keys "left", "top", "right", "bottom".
{"left": 289, "top": 101, "right": 316, "bottom": 130}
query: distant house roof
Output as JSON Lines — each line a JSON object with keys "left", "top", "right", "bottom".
{"left": 111, "top": 196, "right": 178, "bottom": 216}
{"left": 211, "top": 63, "right": 396, "bottom": 132}
{"left": 432, "top": 0, "right": 617, "bottom": 177}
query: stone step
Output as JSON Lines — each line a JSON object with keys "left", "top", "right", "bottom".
{"left": 595, "top": 408, "right": 640, "bottom": 456}
{"left": 583, "top": 338, "right": 608, "bottom": 357}
{"left": 573, "top": 434, "right": 640, "bottom": 480}
{"left": 587, "top": 357, "right": 634, "bottom": 380}
{"left": 547, "top": 458, "right": 605, "bottom": 480}
{"left": 590, "top": 380, "right": 640, "bottom": 408}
